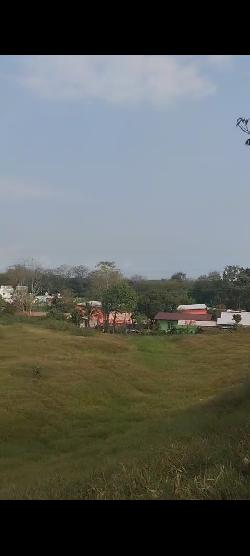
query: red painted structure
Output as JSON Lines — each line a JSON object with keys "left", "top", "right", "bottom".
{"left": 76, "top": 305, "right": 132, "bottom": 327}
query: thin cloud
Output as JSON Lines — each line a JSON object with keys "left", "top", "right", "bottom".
{"left": 205, "top": 55, "right": 234, "bottom": 67}
{"left": 0, "top": 177, "right": 55, "bottom": 201}
{"left": 0, "top": 176, "right": 96, "bottom": 204}
{"left": 19, "top": 55, "right": 218, "bottom": 107}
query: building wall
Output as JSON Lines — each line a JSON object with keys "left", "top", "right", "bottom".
{"left": 178, "top": 320, "right": 216, "bottom": 327}
{"left": 158, "top": 319, "right": 216, "bottom": 330}
{"left": 217, "top": 311, "right": 250, "bottom": 326}
{"left": 109, "top": 312, "right": 132, "bottom": 325}
{"left": 158, "top": 320, "right": 178, "bottom": 331}
{"left": 77, "top": 305, "right": 133, "bottom": 327}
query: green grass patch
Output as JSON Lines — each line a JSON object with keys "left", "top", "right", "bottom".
{"left": 0, "top": 322, "right": 249, "bottom": 499}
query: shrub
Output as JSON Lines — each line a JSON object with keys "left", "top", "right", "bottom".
{"left": 166, "top": 325, "right": 199, "bottom": 336}
{"left": 47, "top": 307, "right": 65, "bottom": 320}
{"left": 0, "top": 298, "right": 15, "bottom": 315}
{"left": 71, "top": 308, "right": 82, "bottom": 326}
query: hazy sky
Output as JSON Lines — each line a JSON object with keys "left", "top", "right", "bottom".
{"left": 1, "top": 55, "right": 250, "bottom": 278}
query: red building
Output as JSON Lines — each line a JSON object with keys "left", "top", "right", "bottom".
{"left": 76, "top": 303, "right": 132, "bottom": 327}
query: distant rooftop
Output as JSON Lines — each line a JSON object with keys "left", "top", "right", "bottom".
{"left": 76, "top": 300, "right": 102, "bottom": 307}
{"left": 177, "top": 304, "right": 207, "bottom": 311}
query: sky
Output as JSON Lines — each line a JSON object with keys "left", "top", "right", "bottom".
{"left": 1, "top": 54, "right": 250, "bottom": 279}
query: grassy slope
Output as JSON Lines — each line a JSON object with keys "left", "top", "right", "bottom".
{"left": 0, "top": 322, "right": 249, "bottom": 499}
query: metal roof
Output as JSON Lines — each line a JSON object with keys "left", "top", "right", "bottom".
{"left": 177, "top": 304, "right": 207, "bottom": 311}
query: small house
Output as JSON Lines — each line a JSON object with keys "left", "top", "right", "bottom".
{"left": 155, "top": 311, "right": 214, "bottom": 331}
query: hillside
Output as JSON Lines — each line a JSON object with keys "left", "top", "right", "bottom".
{"left": 0, "top": 322, "right": 249, "bottom": 499}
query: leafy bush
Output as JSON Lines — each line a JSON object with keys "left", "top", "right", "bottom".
{"left": 47, "top": 307, "right": 65, "bottom": 320}
{"left": 165, "top": 325, "right": 198, "bottom": 336}
{"left": 71, "top": 308, "right": 82, "bottom": 326}
{"left": 0, "top": 297, "right": 15, "bottom": 315}
{"left": 154, "top": 329, "right": 166, "bottom": 336}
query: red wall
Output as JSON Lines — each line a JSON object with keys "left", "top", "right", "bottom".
{"left": 76, "top": 306, "right": 132, "bottom": 326}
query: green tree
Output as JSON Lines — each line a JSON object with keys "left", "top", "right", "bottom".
{"left": 6, "top": 259, "right": 43, "bottom": 295}
{"left": 0, "top": 296, "right": 7, "bottom": 314}
{"left": 223, "top": 265, "right": 244, "bottom": 283}
{"left": 0, "top": 297, "right": 15, "bottom": 315}
{"left": 71, "top": 308, "right": 82, "bottom": 326}
{"left": 47, "top": 289, "right": 74, "bottom": 320}
{"left": 135, "top": 281, "right": 194, "bottom": 324}
{"left": 89, "top": 261, "right": 123, "bottom": 299}
{"left": 60, "top": 289, "right": 75, "bottom": 312}
{"left": 233, "top": 313, "right": 242, "bottom": 326}
{"left": 208, "top": 307, "right": 221, "bottom": 321}
{"left": 102, "top": 282, "right": 137, "bottom": 331}
{"left": 222, "top": 266, "right": 250, "bottom": 310}
{"left": 206, "top": 271, "right": 221, "bottom": 281}
{"left": 12, "top": 290, "right": 35, "bottom": 314}
{"left": 131, "top": 312, "right": 148, "bottom": 330}
{"left": 171, "top": 272, "right": 186, "bottom": 281}
{"left": 48, "top": 296, "right": 65, "bottom": 320}
{"left": 191, "top": 275, "right": 225, "bottom": 307}
{"left": 136, "top": 288, "right": 164, "bottom": 322}
{"left": 70, "top": 265, "right": 89, "bottom": 279}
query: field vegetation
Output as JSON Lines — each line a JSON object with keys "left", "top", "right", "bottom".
{"left": 0, "top": 320, "right": 249, "bottom": 499}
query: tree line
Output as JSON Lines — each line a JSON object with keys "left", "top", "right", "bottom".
{"left": 1, "top": 260, "right": 250, "bottom": 322}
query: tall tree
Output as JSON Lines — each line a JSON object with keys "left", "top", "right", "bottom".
{"left": 171, "top": 272, "right": 186, "bottom": 281}
{"left": 102, "top": 282, "right": 137, "bottom": 330}
{"left": 12, "top": 290, "right": 35, "bottom": 314}
{"left": 89, "top": 261, "right": 123, "bottom": 299}
{"left": 207, "top": 271, "right": 221, "bottom": 281}
{"left": 6, "top": 259, "right": 43, "bottom": 295}
{"left": 58, "top": 288, "right": 75, "bottom": 312}
{"left": 70, "top": 265, "right": 89, "bottom": 279}
{"left": 135, "top": 280, "right": 194, "bottom": 323}
{"left": 222, "top": 265, "right": 244, "bottom": 283}
{"left": 129, "top": 274, "right": 145, "bottom": 283}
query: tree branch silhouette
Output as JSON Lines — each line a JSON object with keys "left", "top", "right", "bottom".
{"left": 236, "top": 117, "right": 250, "bottom": 145}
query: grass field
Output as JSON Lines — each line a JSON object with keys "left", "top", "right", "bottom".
{"left": 0, "top": 320, "right": 249, "bottom": 499}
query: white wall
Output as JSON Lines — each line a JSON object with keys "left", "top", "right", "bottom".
{"left": 217, "top": 311, "right": 250, "bottom": 326}
{"left": 178, "top": 320, "right": 216, "bottom": 327}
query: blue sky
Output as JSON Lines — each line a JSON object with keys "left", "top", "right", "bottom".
{"left": 1, "top": 55, "right": 250, "bottom": 278}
